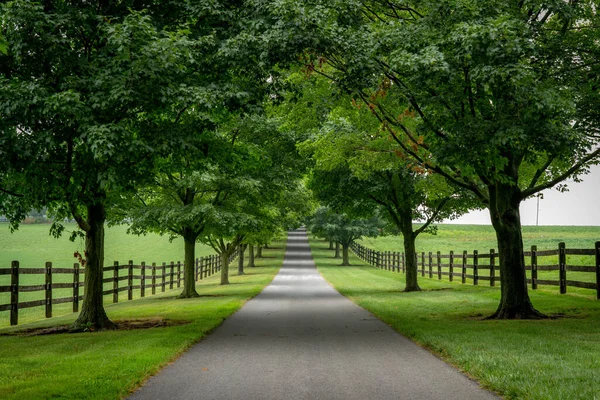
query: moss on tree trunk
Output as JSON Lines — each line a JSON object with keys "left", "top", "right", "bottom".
{"left": 487, "top": 183, "right": 545, "bottom": 319}
{"left": 341, "top": 244, "right": 350, "bottom": 266}
{"left": 220, "top": 252, "right": 230, "bottom": 285}
{"left": 402, "top": 231, "right": 421, "bottom": 292}
{"left": 248, "top": 245, "right": 255, "bottom": 267}
{"left": 238, "top": 244, "right": 245, "bottom": 275}
{"left": 72, "top": 203, "right": 115, "bottom": 331}
{"left": 178, "top": 228, "right": 200, "bottom": 298}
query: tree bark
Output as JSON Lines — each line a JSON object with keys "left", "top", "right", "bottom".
{"left": 238, "top": 244, "right": 246, "bottom": 275}
{"left": 256, "top": 246, "right": 263, "bottom": 258}
{"left": 334, "top": 241, "right": 341, "bottom": 258}
{"left": 72, "top": 203, "right": 116, "bottom": 331}
{"left": 178, "top": 228, "right": 200, "bottom": 298}
{"left": 402, "top": 230, "right": 420, "bottom": 292}
{"left": 328, "top": 239, "right": 334, "bottom": 250}
{"left": 487, "top": 183, "right": 545, "bottom": 319}
{"left": 220, "top": 252, "right": 230, "bottom": 285}
{"left": 248, "top": 245, "right": 255, "bottom": 267}
{"left": 341, "top": 243, "right": 350, "bottom": 266}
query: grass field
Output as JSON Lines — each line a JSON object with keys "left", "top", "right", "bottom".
{"left": 309, "top": 235, "right": 600, "bottom": 400}
{"left": 358, "top": 224, "right": 600, "bottom": 254}
{"left": 0, "top": 223, "right": 220, "bottom": 327}
{"left": 0, "top": 237, "right": 286, "bottom": 400}
{"left": 357, "top": 224, "right": 600, "bottom": 297}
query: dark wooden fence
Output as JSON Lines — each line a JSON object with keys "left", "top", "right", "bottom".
{"left": 350, "top": 241, "right": 600, "bottom": 299}
{"left": 0, "top": 250, "right": 238, "bottom": 326}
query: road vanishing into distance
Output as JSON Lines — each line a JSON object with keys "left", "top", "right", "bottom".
{"left": 129, "top": 229, "right": 497, "bottom": 400}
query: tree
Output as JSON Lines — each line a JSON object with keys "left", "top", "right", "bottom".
{"left": 0, "top": 2, "right": 194, "bottom": 329}
{"left": 265, "top": 0, "right": 600, "bottom": 318}
{"left": 292, "top": 73, "right": 472, "bottom": 290}
{"left": 308, "top": 207, "right": 383, "bottom": 266}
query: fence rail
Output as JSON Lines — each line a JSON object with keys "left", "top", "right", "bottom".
{"left": 349, "top": 241, "right": 600, "bottom": 299}
{"left": 0, "top": 250, "right": 238, "bottom": 326}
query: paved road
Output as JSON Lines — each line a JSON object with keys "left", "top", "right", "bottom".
{"left": 129, "top": 229, "right": 497, "bottom": 400}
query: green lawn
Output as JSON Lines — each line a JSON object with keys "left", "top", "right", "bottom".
{"left": 310, "top": 235, "right": 600, "bottom": 400}
{"left": 0, "top": 238, "right": 285, "bottom": 400}
{"left": 358, "top": 224, "right": 600, "bottom": 254}
{"left": 0, "top": 222, "right": 214, "bottom": 269}
{"left": 357, "top": 224, "right": 600, "bottom": 297}
{"left": 0, "top": 223, "right": 217, "bottom": 327}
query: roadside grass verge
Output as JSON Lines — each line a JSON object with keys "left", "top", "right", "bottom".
{"left": 309, "top": 236, "right": 600, "bottom": 400}
{"left": 0, "top": 239, "right": 286, "bottom": 400}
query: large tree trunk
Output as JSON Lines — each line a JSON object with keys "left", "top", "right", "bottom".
{"left": 72, "top": 203, "right": 115, "bottom": 331}
{"left": 178, "top": 228, "right": 200, "bottom": 298}
{"left": 341, "top": 243, "right": 350, "bottom": 266}
{"left": 334, "top": 242, "right": 341, "bottom": 259}
{"left": 238, "top": 244, "right": 246, "bottom": 275}
{"left": 402, "top": 230, "right": 420, "bottom": 292}
{"left": 487, "top": 183, "right": 545, "bottom": 319}
{"left": 395, "top": 206, "right": 420, "bottom": 292}
{"left": 256, "top": 246, "right": 263, "bottom": 258}
{"left": 220, "top": 252, "right": 230, "bottom": 285}
{"left": 248, "top": 245, "right": 255, "bottom": 267}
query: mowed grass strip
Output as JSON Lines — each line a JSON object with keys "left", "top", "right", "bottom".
{"left": 0, "top": 239, "right": 286, "bottom": 400}
{"left": 309, "top": 236, "right": 600, "bottom": 400}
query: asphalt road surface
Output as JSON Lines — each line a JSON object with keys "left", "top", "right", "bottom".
{"left": 129, "top": 229, "right": 497, "bottom": 400}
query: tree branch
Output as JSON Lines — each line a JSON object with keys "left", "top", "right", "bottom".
{"left": 522, "top": 148, "right": 600, "bottom": 198}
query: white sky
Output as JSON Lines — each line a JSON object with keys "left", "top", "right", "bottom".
{"left": 446, "top": 164, "right": 600, "bottom": 226}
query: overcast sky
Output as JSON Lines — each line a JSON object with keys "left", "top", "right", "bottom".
{"left": 445, "top": 164, "right": 600, "bottom": 226}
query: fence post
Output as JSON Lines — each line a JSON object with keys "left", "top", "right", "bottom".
{"left": 473, "top": 250, "right": 478, "bottom": 286}
{"left": 595, "top": 241, "right": 600, "bottom": 300}
{"left": 170, "top": 261, "right": 175, "bottom": 290}
{"left": 428, "top": 252, "right": 433, "bottom": 278}
{"left": 401, "top": 253, "right": 405, "bottom": 273}
{"left": 195, "top": 258, "right": 199, "bottom": 281}
{"left": 437, "top": 251, "right": 441, "bottom": 280}
{"left": 10, "top": 261, "right": 19, "bottom": 326}
{"left": 449, "top": 251, "right": 454, "bottom": 282}
{"left": 387, "top": 251, "right": 391, "bottom": 271}
{"left": 45, "top": 262, "right": 52, "bottom": 318}
{"left": 128, "top": 260, "right": 134, "bottom": 301}
{"left": 462, "top": 251, "right": 467, "bottom": 284}
{"left": 531, "top": 246, "right": 537, "bottom": 290}
{"left": 559, "top": 242, "right": 566, "bottom": 294}
{"left": 490, "top": 249, "right": 496, "bottom": 286}
{"left": 113, "top": 261, "right": 119, "bottom": 303}
{"left": 152, "top": 263, "right": 156, "bottom": 295}
{"left": 421, "top": 252, "right": 425, "bottom": 277}
{"left": 141, "top": 262, "right": 146, "bottom": 298}
{"left": 177, "top": 261, "right": 181, "bottom": 288}
{"left": 73, "top": 262, "right": 80, "bottom": 312}
{"left": 161, "top": 262, "right": 166, "bottom": 292}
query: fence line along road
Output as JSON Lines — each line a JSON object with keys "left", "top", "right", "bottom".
{"left": 0, "top": 249, "right": 239, "bottom": 326}
{"left": 349, "top": 241, "right": 600, "bottom": 299}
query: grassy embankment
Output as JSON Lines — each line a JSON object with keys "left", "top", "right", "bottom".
{"left": 310, "top": 226, "right": 600, "bottom": 400}
{"left": 0, "top": 223, "right": 215, "bottom": 326}
{"left": 0, "top": 228, "right": 286, "bottom": 400}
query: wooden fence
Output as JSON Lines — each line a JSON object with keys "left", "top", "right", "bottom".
{"left": 350, "top": 241, "right": 600, "bottom": 299}
{"left": 0, "top": 250, "right": 238, "bottom": 326}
